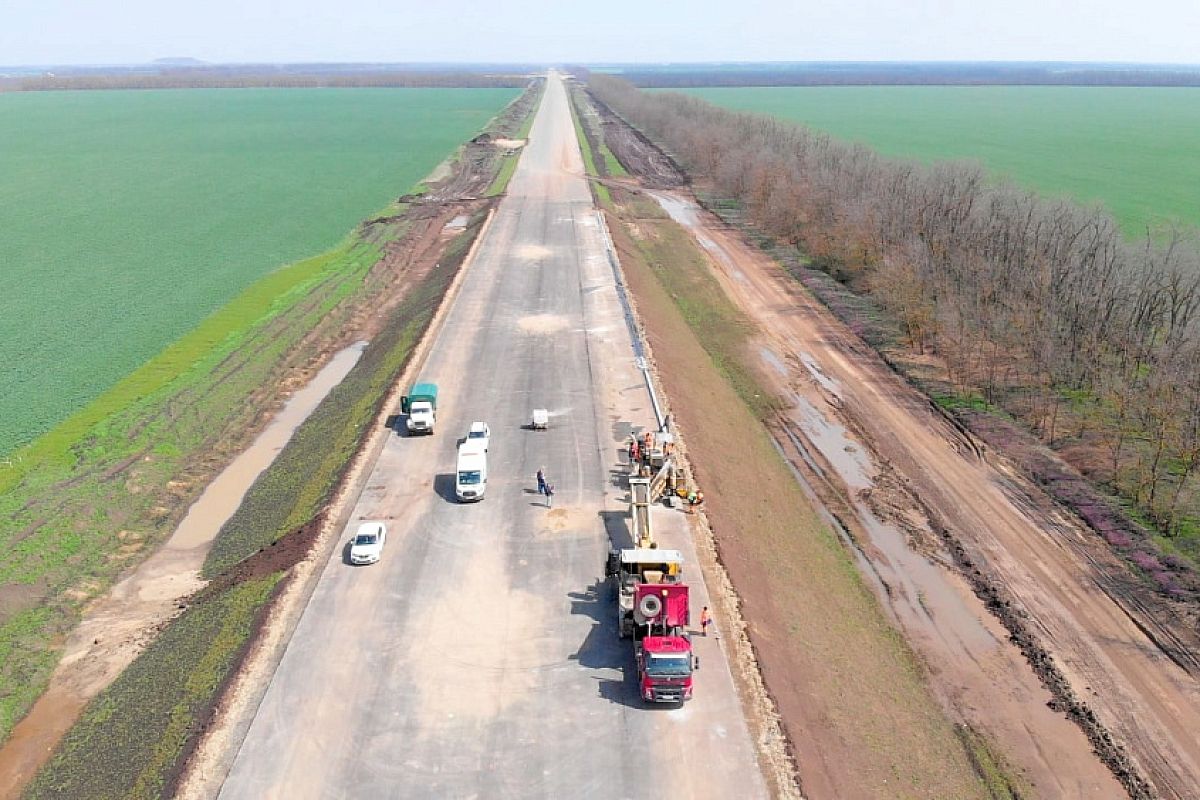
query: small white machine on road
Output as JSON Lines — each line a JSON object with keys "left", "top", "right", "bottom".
{"left": 531, "top": 408, "right": 549, "bottom": 430}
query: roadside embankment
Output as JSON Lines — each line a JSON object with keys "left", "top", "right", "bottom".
{"left": 604, "top": 198, "right": 994, "bottom": 798}
{"left": 22, "top": 217, "right": 483, "bottom": 799}
{"left": 570, "top": 78, "right": 1015, "bottom": 798}
{"left": 584, "top": 80, "right": 1200, "bottom": 798}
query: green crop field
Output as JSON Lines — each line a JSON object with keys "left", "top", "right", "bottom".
{"left": 0, "top": 87, "right": 517, "bottom": 456}
{"left": 673, "top": 86, "right": 1200, "bottom": 236}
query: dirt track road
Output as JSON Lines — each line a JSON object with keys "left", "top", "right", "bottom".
{"left": 649, "top": 191, "right": 1200, "bottom": 799}
{"left": 213, "top": 74, "right": 768, "bottom": 799}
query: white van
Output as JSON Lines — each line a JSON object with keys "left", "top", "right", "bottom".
{"left": 455, "top": 441, "right": 488, "bottom": 502}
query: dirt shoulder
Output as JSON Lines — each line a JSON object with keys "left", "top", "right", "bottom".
{"left": 627, "top": 187, "right": 1200, "bottom": 798}
{"left": 586, "top": 83, "right": 1200, "bottom": 797}
{"left": 608, "top": 204, "right": 993, "bottom": 799}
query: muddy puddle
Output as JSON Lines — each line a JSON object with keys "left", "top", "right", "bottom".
{"left": 0, "top": 341, "right": 367, "bottom": 797}
{"left": 761, "top": 343, "right": 1119, "bottom": 793}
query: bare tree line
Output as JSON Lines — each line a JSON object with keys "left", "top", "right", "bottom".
{"left": 590, "top": 75, "right": 1200, "bottom": 541}
{"left": 611, "top": 63, "right": 1200, "bottom": 88}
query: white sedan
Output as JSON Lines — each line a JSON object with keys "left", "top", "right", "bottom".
{"left": 466, "top": 421, "right": 490, "bottom": 451}
{"left": 349, "top": 522, "right": 387, "bottom": 565}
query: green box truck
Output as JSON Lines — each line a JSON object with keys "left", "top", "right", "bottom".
{"left": 400, "top": 382, "right": 438, "bottom": 435}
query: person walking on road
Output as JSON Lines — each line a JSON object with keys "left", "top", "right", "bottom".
{"left": 536, "top": 468, "right": 547, "bottom": 495}
{"left": 700, "top": 606, "right": 711, "bottom": 637}
{"left": 545, "top": 482, "right": 555, "bottom": 509}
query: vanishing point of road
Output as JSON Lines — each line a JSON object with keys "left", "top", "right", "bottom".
{"left": 217, "top": 73, "right": 769, "bottom": 799}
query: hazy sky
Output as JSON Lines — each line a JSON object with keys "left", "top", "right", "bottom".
{"left": 3, "top": 0, "right": 1199, "bottom": 66}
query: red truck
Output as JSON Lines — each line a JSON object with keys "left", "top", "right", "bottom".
{"left": 607, "top": 548, "right": 699, "bottom": 703}
{"left": 631, "top": 582, "right": 697, "bottom": 703}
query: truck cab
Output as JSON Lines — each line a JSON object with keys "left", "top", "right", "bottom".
{"left": 455, "top": 441, "right": 487, "bottom": 501}
{"left": 406, "top": 400, "right": 435, "bottom": 434}
{"left": 630, "top": 582, "right": 696, "bottom": 704}
{"left": 637, "top": 634, "right": 696, "bottom": 703}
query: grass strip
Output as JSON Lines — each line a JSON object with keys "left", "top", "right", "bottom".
{"left": 623, "top": 218, "right": 778, "bottom": 419}
{"left": 205, "top": 211, "right": 486, "bottom": 575}
{"left": 23, "top": 572, "right": 282, "bottom": 800}
{"left": 21, "top": 208, "right": 492, "bottom": 798}
{"left": 0, "top": 82, "right": 544, "bottom": 746}
{"left": 600, "top": 143, "right": 628, "bottom": 177}
{"left": 567, "top": 88, "right": 611, "bottom": 205}
{"left": 611, "top": 204, "right": 994, "bottom": 797}
{"left": 515, "top": 86, "right": 541, "bottom": 139}
{"left": 0, "top": 237, "right": 378, "bottom": 494}
{"left": 0, "top": 232, "right": 385, "bottom": 740}
{"left": 485, "top": 152, "right": 522, "bottom": 197}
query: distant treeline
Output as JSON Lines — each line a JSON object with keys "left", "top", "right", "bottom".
{"left": 591, "top": 74, "right": 1200, "bottom": 552}
{"left": 3, "top": 68, "right": 531, "bottom": 92}
{"left": 591, "top": 62, "right": 1200, "bottom": 87}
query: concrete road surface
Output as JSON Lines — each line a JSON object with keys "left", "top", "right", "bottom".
{"left": 218, "top": 72, "right": 768, "bottom": 800}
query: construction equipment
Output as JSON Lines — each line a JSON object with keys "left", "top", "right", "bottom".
{"left": 626, "top": 429, "right": 680, "bottom": 547}
{"left": 632, "top": 582, "right": 696, "bottom": 703}
{"left": 602, "top": 424, "right": 698, "bottom": 703}
{"left": 605, "top": 549, "right": 695, "bottom": 702}
{"left": 607, "top": 547, "right": 683, "bottom": 637}
{"left": 629, "top": 477, "right": 653, "bottom": 547}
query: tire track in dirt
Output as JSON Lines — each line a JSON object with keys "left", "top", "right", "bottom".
{"left": 645, "top": 188, "right": 1200, "bottom": 799}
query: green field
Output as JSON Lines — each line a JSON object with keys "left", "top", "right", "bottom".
{"left": 0, "top": 84, "right": 538, "bottom": 762}
{"left": 674, "top": 86, "right": 1200, "bottom": 236}
{"left": 0, "top": 87, "right": 517, "bottom": 455}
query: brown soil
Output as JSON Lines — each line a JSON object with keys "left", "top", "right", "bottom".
{"left": 643, "top": 191, "right": 1200, "bottom": 799}
{"left": 587, "top": 88, "right": 686, "bottom": 189}
{"left": 610, "top": 213, "right": 991, "bottom": 799}
{"left": 0, "top": 578, "right": 48, "bottom": 621}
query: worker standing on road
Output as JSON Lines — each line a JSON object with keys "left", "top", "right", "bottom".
{"left": 545, "top": 483, "right": 555, "bottom": 509}
{"left": 700, "top": 606, "right": 711, "bottom": 636}
{"left": 537, "top": 467, "right": 547, "bottom": 495}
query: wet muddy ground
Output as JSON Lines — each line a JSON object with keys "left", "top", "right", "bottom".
{"left": 0, "top": 344, "right": 365, "bottom": 797}
{"left": 644, "top": 187, "right": 1200, "bottom": 798}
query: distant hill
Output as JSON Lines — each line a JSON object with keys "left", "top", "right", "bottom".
{"left": 152, "top": 57, "right": 207, "bottom": 66}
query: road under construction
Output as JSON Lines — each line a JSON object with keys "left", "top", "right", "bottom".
{"left": 212, "top": 72, "right": 771, "bottom": 799}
